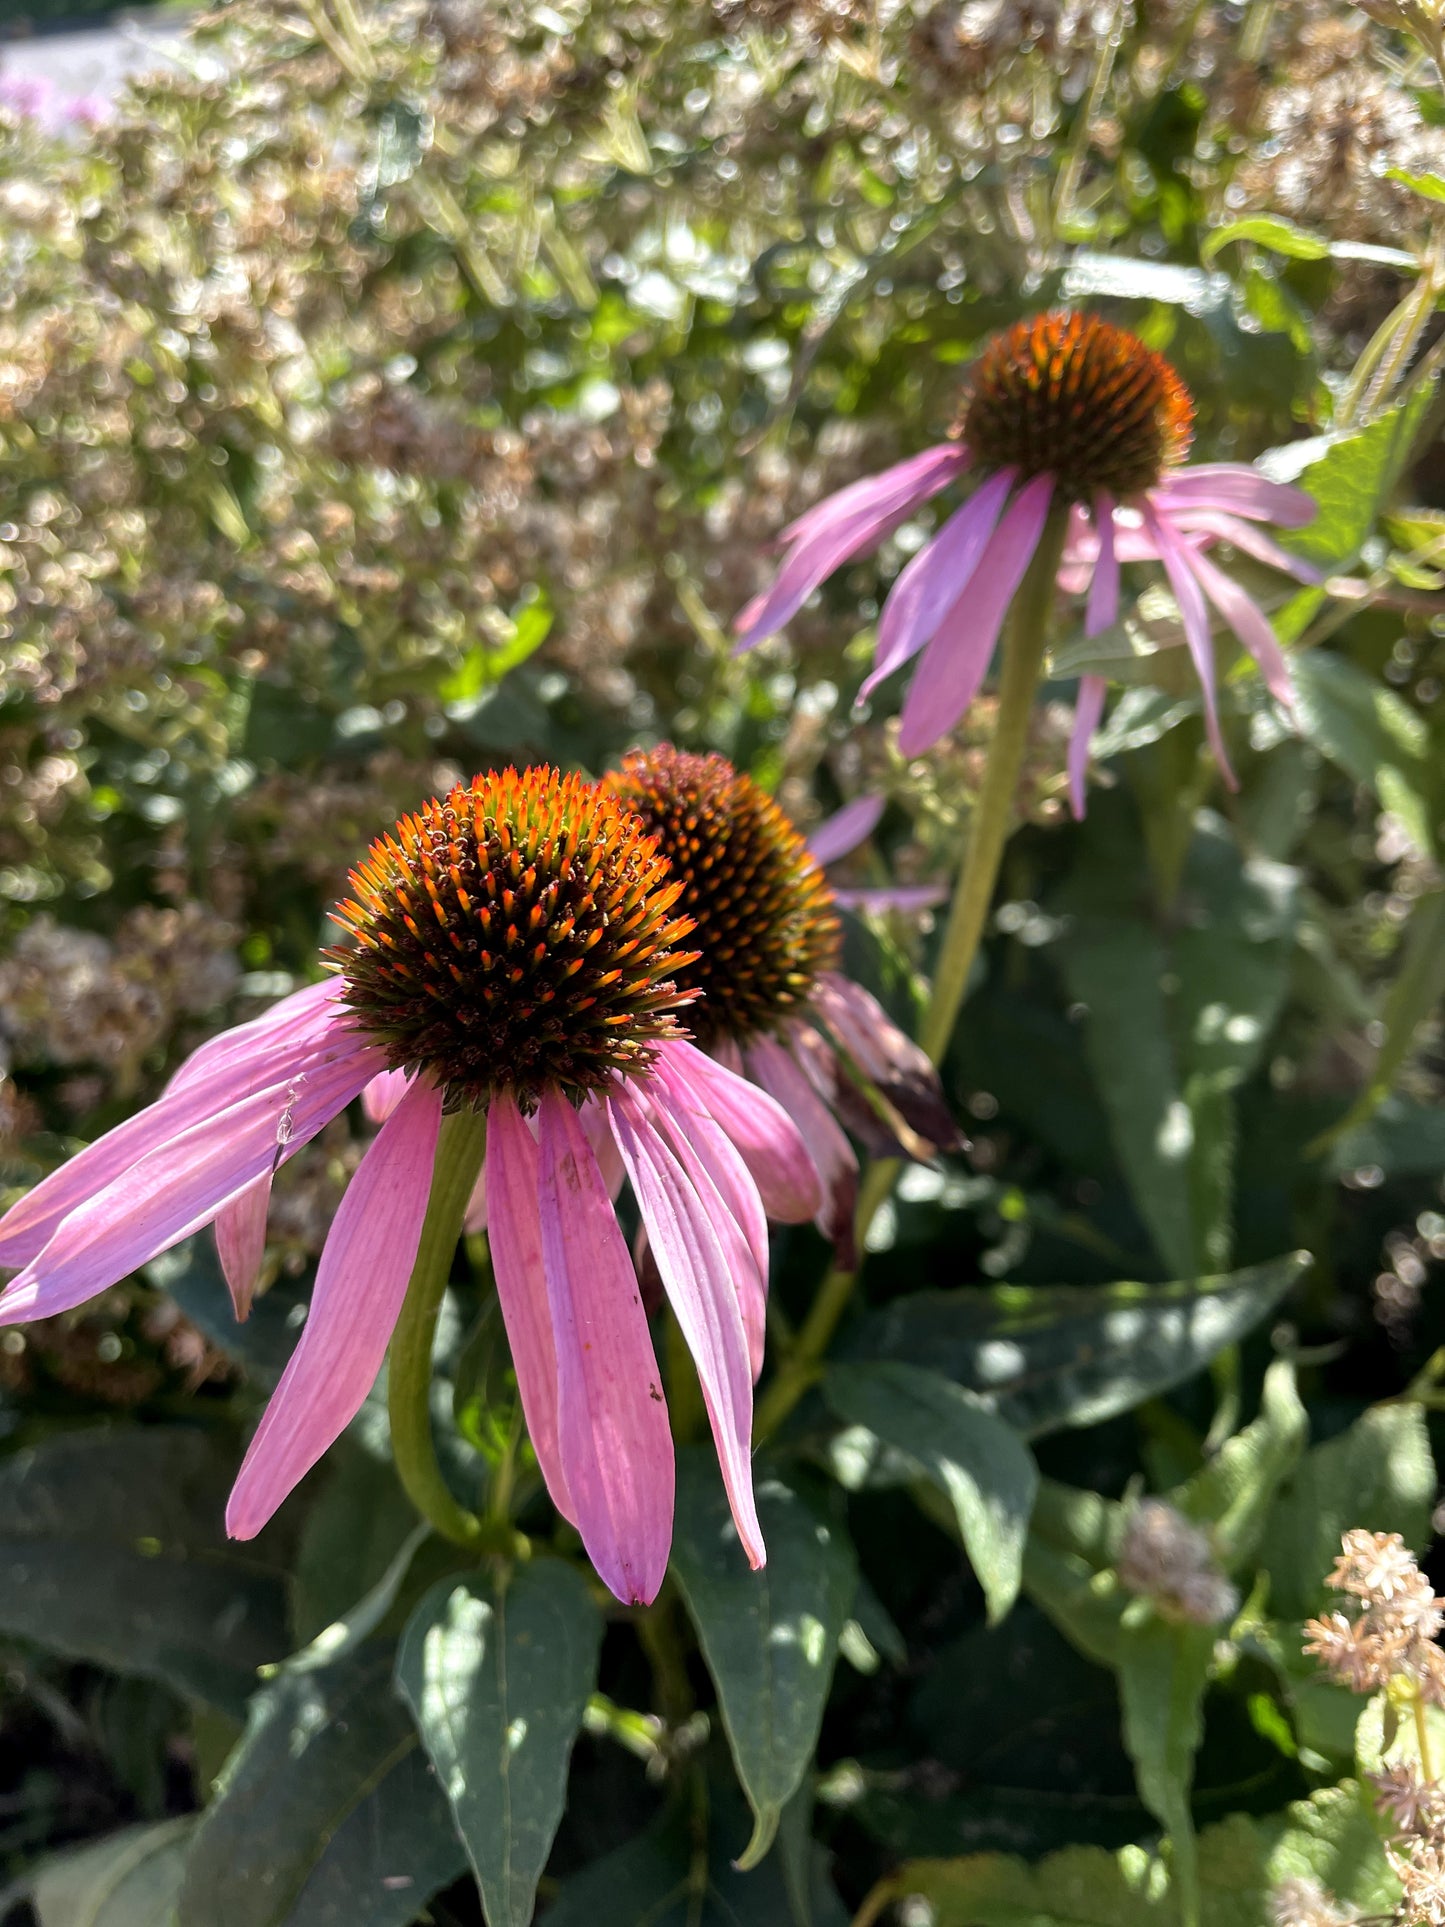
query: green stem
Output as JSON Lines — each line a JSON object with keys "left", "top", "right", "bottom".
{"left": 388, "top": 1105, "right": 488, "bottom": 1548}
{"left": 920, "top": 503, "right": 1069, "bottom": 1064}
{"left": 755, "top": 507, "right": 1069, "bottom": 1441}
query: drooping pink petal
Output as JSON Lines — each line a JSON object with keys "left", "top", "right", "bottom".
{"left": 863, "top": 466, "right": 1017, "bottom": 699}
{"left": 1152, "top": 465, "right": 1317, "bottom": 527}
{"left": 745, "top": 1032, "right": 859, "bottom": 1265}
{"left": 214, "top": 1173, "right": 272, "bottom": 1322}
{"left": 362, "top": 1066, "right": 412, "bottom": 1125}
{"left": 897, "top": 474, "right": 1055, "bottom": 758}
{"left": 648, "top": 1057, "right": 770, "bottom": 1380}
{"left": 1068, "top": 678, "right": 1108, "bottom": 822}
{"left": 483, "top": 1090, "right": 573, "bottom": 1522}
{"left": 608, "top": 1089, "right": 764, "bottom": 1568}
{"left": 807, "top": 794, "right": 885, "bottom": 866}
{"left": 165, "top": 979, "right": 348, "bottom": 1096}
{"left": 0, "top": 1041, "right": 381, "bottom": 1325}
{"left": 810, "top": 972, "right": 959, "bottom": 1149}
{"left": 831, "top": 883, "right": 947, "bottom": 913}
{"left": 536, "top": 1091, "right": 674, "bottom": 1605}
{"left": 659, "top": 1040, "right": 822, "bottom": 1225}
{"left": 1087, "top": 490, "right": 1120, "bottom": 637}
{"left": 786, "top": 1020, "right": 904, "bottom": 1160}
{"left": 226, "top": 1078, "right": 442, "bottom": 1539}
{"left": 1157, "top": 507, "right": 1326, "bottom": 584}
{"left": 1143, "top": 503, "right": 1237, "bottom": 789}
{"left": 1181, "top": 540, "right": 1296, "bottom": 709}
{"left": 734, "top": 444, "right": 969, "bottom": 651}
{"left": 0, "top": 994, "right": 363, "bottom": 1271}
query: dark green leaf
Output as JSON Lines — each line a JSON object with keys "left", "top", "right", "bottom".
{"left": 670, "top": 1456, "right": 857, "bottom": 1869}
{"left": 1291, "top": 654, "right": 1436, "bottom": 858}
{"left": 395, "top": 1562, "right": 602, "bottom": 1927}
{"left": 177, "top": 1644, "right": 467, "bottom": 1927}
{"left": 846, "top": 1255, "right": 1306, "bottom": 1437}
{"left": 0, "top": 1427, "right": 288, "bottom": 1717}
{"left": 824, "top": 1363, "right": 1036, "bottom": 1622}
{"left": 1174, "top": 1359, "right": 1308, "bottom": 1568}
{"left": 1118, "top": 1618, "right": 1215, "bottom": 1926}
{"left": 31, "top": 1818, "right": 192, "bottom": 1927}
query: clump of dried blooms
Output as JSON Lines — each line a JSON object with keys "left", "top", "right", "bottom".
{"left": 1304, "top": 1529, "right": 1445, "bottom": 1701}
{"left": 1116, "top": 1498, "right": 1240, "bottom": 1626}
{"left": 1269, "top": 1875, "right": 1357, "bottom": 1927}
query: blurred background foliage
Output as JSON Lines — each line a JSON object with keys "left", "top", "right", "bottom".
{"left": 0, "top": 0, "right": 1442, "bottom": 1923}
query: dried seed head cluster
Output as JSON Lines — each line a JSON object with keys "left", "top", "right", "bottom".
{"left": 1269, "top": 1876, "right": 1358, "bottom": 1927}
{"left": 1116, "top": 1498, "right": 1240, "bottom": 1626}
{"left": 959, "top": 312, "right": 1195, "bottom": 502}
{"left": 600, "top": 746, "right": 840, "bottom": 1049}
{"left": 1304, "top": 1529, "right": 1445, "bottom": 1701}
{"left": 330, "top": 766, "right": 699, "bottom": 1110}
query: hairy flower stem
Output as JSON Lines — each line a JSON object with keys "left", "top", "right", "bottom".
{"left": 756, "top": 508, "right": 1069, "bottom": 1441}
{"left": 388, "top": 1104, "right": 489, "bottom": 1548}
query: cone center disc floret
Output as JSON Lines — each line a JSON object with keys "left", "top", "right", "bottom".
{"left": 330, "top": 766, "right": 699, "bottom": 1110}
{"left": 959, "top": 310, "right": 1195, "bottom": 501}
{"left": 602, "top": 746, "right": 840, "bottom": 1050}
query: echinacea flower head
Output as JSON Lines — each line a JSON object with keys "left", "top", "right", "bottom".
{"left": 735, "top": 308, "right": 1321, "bottom": 809}
{"left": 0, "top": 766, "right": 823, "bottom": 1605}
{"left": 602, "top": 746, "right": 958, "bottom": 1263}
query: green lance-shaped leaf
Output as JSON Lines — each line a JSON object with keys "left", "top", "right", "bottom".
{"left": 177, "top": 1643, "right": 467, "bottom": 1927}
{"left": 1201, "top": 215, "right": 1331, "bottom": 263}
{"left": 670, "top": 1453, "right": 857, "bottom": 1870}
{"left": 395, "top": 1563, "right": 603, "bottom": 1927}
{"left": 823, "top": 1363, "right": 1037, "bottom": 1624}
{"left": 31, "top": 1817, "right": 193, "bottom": 1927}
{"left": 1173, "top": 1357, "right": 1308, "bottom": 1568}
{"left": 846, "top": 1253, "right": 1307, "bottom": 1438}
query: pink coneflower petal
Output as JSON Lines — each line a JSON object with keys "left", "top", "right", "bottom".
{"left": 1068, "top": 678, "right": 1108, "bottom": 822}
{"left": 650, "top": 1057, "right": 769, "bottom": 1377}
{"left": 484, "top": 1091, "right": 574, "bottom": 1522}
{"left": 1182, "top": 541, "right": 1296, "bottom": 708}
{"left": 864, "top": 466, "right": 1017, "bottom": 699}
{"left": 662, "top": 1041, "right": 822, "bottom": 1225}
{"left": 609, "top": 1088, "right": 764, "bottom": 1568}
{"left": 214, "top": 1174, "right": 272, "bottom": 1322}
{"left": 734, "top": 444, "right": 969, "bottom": 651}
{"left": 0, "top": 994, "right": 361, "bottom": 1271}
{"left": 226, "top": 1078, "right": 442, "bottom": 1539}
{"left": 362, "top": 1066, "right": 412, "bottom": 1124}
{"left": 810, "top": 972, "right": 958, "bottom": 1148}
{"left": 166, "top": 979, "right": 347, "bottom": 1096}
{"left": 897, "top": 474, "right": 1055, "bottom": 758}
{"left": 1152, "top": 466, "right": 1316, "bottom": 527}
{"left": 0, "top": 1043, "right": 380, "bottom": 1325}
{"left": 1068, "top": 494, "right": 1119, "bottom": 822}
{"left": 1159, "top": 508, "right": 1325, "bottom": 584}
{"left": 807, "top": 794, "right": 885, "bottom": 866}
{"left": 1144, "top": 503, "right": 1237, "bottom": 789}
{"left": 832, "top": 883, "right": 947, "bottom": 913}
{"left": 536, "top": 1091, "right": 674, "bottom": 1606}
{"left": 745, "top": 1032, "right": 858, "bottom": 1264}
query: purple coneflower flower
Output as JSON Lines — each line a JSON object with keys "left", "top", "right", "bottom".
{"left": 0, "top": 767, "right": 821, "bottom": 1605}
{"left": 735, "top": 309, "right": 1321, "bottom": 812}
{"left": 601, "top": 747, "right": 958, "bottom": 1268}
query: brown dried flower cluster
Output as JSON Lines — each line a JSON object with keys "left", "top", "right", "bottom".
{"left": 1116, "top": 1498, "right": 1240, "bottom": 1626}
{"left": 1304, "top": 1529, "right": 1445, "bottom": 1701}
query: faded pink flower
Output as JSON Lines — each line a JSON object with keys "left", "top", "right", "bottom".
{"left": 0, "top": 768, "right": 820, "bottom": 1606}
{"left": 735, "top": 309, "right": 1321, "bottom": 813}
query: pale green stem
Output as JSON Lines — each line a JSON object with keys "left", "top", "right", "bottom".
{"left": 388, "top": 1105, "right": 488, "bottom": 1548}
{"left": 755, "top": 506, "right": 1070, "bottom": 1441}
